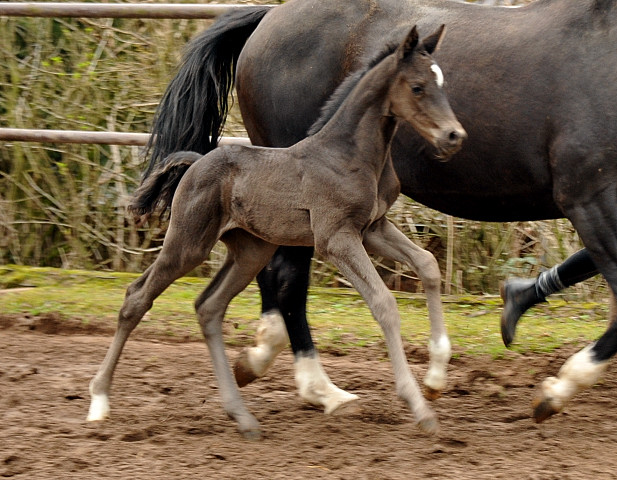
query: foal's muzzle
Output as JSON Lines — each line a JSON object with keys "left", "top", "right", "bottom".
{"left": 435, "top": 125, "right": 467, "bottom": 161}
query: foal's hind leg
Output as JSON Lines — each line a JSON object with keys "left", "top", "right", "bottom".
{"left": 195, "top": 230, "right": 278, "bottom": 439}
{"left": 363, "top": 218, "right": 450, "bottom": 399}
{"left": 320, "top": 230, "right": 438, "bottom": 434}
{"left": 87, "top": 226, "right": 214, "bottom": 421}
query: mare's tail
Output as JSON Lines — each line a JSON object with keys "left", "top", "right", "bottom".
{"left": 129, "top": 151, "right": 203, "bottom": 219}
{"left": 143, "top": 6, "right": 272, "bottom": 179}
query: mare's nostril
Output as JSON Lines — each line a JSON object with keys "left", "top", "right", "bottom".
{"left": 448, "top": 131, "right": 459, "bottom": 143}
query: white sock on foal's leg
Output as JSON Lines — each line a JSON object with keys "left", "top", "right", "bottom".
{"left": 294, "top": 353, "right": 359, "bottom": 414}
{"left": 87, "top": 388, "right": 110, "bottom": 421}
{"left": 424, "top": 334, "right": 451, "bottom": 397}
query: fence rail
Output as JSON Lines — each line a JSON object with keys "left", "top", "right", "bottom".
{"left": 0, "top": 2, "right": 271, "bottom": 19}
{"left": 0, "top": 128, "right": 251, "bottom": 146}
{"left": 0, "top": 2, "right": 259, "bottom": 146}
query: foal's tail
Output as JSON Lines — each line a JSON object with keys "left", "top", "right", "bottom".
{"left": 129, "top": 151, "right": 203, "bottom": 219}
{"left": 143, "top": 6, "right": 272, "bottom": 180}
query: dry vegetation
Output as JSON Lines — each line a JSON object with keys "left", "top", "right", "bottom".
{"left": 0, "top": 0, "right": 604, "bottom": 298}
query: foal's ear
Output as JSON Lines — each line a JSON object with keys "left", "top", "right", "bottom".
{"left": 420, "top": 24, "right": 446, "bottom": 55}
{"left": 398, "top": 25, "right": 419, "bottom": 60}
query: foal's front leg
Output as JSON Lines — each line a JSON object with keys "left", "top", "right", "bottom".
{"left": 363, "top": 218, "right": 451, "bottom": 399}
{"left": 321, "top": 231, "right": 438, "bottom": 434}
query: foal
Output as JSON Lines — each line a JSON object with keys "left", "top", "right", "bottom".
{"left": 87, "top": 25, "right": 465, "bottom": 438}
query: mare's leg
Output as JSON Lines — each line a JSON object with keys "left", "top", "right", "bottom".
{"left": 235, "top": 246, "right": 359, "bottom": 414}
{"left": 532, "top": 159, "right": 617, "bottom": 421}
{"left": 235, "top": 247, "right": 312, "bottom": 385}
{"left": 363, "top": 218, "right": 450, "bottom": 399}
{"left": 88, "top": 223, "right": 213, "bottom": 421}
{"left": 195, "top": 230, "right": 278, "bottom": 439}
{"left": 321, "top": 230, "right": 438, "bottom": 434}
{"left": 500, "top": 248, "right": 598, "bottom": 347}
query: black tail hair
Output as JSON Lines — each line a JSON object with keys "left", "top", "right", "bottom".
{"left": 129, "top": 151, "right": 203, "bottom": 219}
{"left": 143, "top": 6, "right": 271, "bottom": 180}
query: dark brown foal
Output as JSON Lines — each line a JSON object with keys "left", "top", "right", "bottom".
{"left": 88, "top": 25, "right": 465, "bottom": 439}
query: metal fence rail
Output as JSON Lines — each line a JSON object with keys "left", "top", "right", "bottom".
{"left": 0, "top": 128, "right": 251, "bottom": 146}
{"left": 0, "top": 2, "right": 260, "bottom": 146}
{"left": 0, "top": 2, "right": 270, "bottom": 19}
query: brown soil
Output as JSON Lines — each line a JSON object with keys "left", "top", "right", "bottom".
{"left": 1, "top": 313, "right": 616, "bottom": 479}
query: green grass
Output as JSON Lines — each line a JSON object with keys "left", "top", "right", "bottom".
{"left": 0, "top": 264, "right": 608, "bottom": 356}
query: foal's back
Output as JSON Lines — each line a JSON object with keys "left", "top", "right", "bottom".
{"left": 178, "top": 144, "right": 317, "bottom": 247}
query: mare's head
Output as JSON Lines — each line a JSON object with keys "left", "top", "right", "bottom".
{"left": 388, "top": 25, "right": 466, "bottom": 160}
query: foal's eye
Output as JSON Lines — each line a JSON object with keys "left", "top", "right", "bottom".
{"left": 411, "top": 85, "right": 424, "bottom": 96}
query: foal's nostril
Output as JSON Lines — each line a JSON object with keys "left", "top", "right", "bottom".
{"left": 447, "top": 128, "right": 467, "bottom": 145}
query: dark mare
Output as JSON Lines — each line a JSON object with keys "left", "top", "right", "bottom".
{"left": 87, "top": 26, "right": 466, "bottom": 437}
{"left": 146, "top": 0, "right": 617, "bottom": 423}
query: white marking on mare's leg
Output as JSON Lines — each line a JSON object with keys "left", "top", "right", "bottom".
{"left": 539, "top": 344, "right": 609, "bottom": 413}
{"left": 246, "top": 310, "right": 289, "bottom": 377}
{"left": 431, "top": 63, "right": 444, "bottom": 88}
{"left": 234, "top": 310, "right": 289, "bottom": 387}
{"left": 424, "top": 334, "right": 451, "bottom": 393}
{"left": 294, "top": 354, "right": 360, "bottom": 415}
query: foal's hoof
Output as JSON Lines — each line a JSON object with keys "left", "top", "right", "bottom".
{"left": 234, "top": 349, "right": 259, "bottom": 388}
{"left": 531, "top": 395, "right": 560, "bottom": 423}
{"left": 416, "top": 414, "right": 439, "bottom": 435}
{"left": 239, "top": 426, "right": 262, "bottom": 441}
{"left": 424, "top": 386, "right": 442, "bottom": 401}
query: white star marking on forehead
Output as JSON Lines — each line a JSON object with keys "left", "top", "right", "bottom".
{"left": 431, "top": 63, "right": 444, "bottom": 88}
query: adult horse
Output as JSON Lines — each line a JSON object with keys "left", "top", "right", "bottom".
{"left": 147, "top": 0, "right": 617, "bottom": 422}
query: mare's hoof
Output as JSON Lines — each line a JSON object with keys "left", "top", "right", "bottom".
{"left": 417, "top": 415, "right": 439, "bottom": 435}
{"left": 328, "top": 396, "right": 361, "bottom": 416}
{"left": 531, "top": 395, "right": 560, "bottom": 424}
{"left": 424, "top": 386, "right": 442, "bottom": 401}
{"left": 499, "top": 278, "right": 541, "bottom": 348}
{"left": 234, "top": 349, "right": 259, "bottom": 388}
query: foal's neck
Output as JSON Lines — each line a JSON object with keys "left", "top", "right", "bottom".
{"left": 314, "top": 55, "right": 399, "bottom": 169}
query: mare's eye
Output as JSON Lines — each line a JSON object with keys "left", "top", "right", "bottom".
{"left": 412, "top": 85, "right": 424, "bottom": 96}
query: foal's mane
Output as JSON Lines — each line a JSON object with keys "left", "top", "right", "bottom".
{"left": 306, "top": 42, "right": 399, "bottom": 136}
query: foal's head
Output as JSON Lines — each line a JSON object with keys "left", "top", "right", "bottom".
{"left": 388, "top": 26, "right": 466, "bottom": 160}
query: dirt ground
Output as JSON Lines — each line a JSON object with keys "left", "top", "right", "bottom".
{"left": 1, "top": 313, "right": 616, "bottom": 479}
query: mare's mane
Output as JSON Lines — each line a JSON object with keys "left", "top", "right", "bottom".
{"left": 306, "top": 42, "right": 399, "bottom": 136}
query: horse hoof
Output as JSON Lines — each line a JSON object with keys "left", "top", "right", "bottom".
{"left": 417, "top": 415, "right": 439, "bottom": 435}
{"left": 240, "top": 427, "right": 262, "bottom": 441}
{"left": 234, "top": 350, "right": 259, "bottom": 388}
{"left": 500, "top": 278, "right": 541, "bottom": 348}
{"left": 424, "top": 386, "right": 442, "bottom": 401}
{"left": 499, "top": 282, "right": 517, "bottom": 348}
{"left": 328, "top": 396, "right": 361, "bottom": 416}
{"left": 531, "top": 395, "right": 560, "bottom": 423}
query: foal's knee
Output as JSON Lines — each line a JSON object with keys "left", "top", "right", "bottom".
{"left": 415, "top": 250, "right": 441, "bottom": 291}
